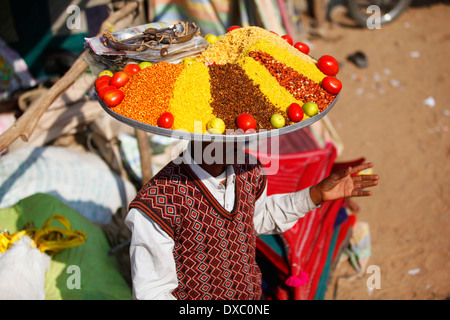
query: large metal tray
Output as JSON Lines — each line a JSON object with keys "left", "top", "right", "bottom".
{"left": 96, "top": 92, "right": 339, "bottom": 142}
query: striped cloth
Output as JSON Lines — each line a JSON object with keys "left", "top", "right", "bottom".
{"left": 152, "top": 0, "right": 287, "bottom": 36}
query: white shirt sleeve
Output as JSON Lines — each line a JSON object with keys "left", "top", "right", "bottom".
{"left": 253, "top": 185, "right": 319, "bottom": 236}
{"left": 125, "top": 208, "right": 178, "bottom": 300}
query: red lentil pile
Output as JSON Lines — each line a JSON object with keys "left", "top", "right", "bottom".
{"left": 249, "top": 51, "right": 336, "bottom": 112}
{"left": 208, "top": 63, "right": 289, "bottom": 131}
{"left": 112, "top": 62, "right": 184, "bottom": 126}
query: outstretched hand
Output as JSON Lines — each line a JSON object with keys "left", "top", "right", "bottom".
{"left": 309, "top": 163, "right": 379, "bottom": 205}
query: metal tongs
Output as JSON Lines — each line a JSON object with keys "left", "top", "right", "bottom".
{"left": 102, "top": 21, "right": 200, "bottom": 56}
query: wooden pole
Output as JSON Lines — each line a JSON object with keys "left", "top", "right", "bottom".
{"left": 136, "top": 129, "right": 153, "bottom": 184}
{"left": 313, "top": 0, "right": 327, "bottom": 33}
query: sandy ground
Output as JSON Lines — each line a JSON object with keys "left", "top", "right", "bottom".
{"left": 301, "top": 1, "right": 450, "bottom": 300}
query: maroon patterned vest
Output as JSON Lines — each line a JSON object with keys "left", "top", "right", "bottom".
{"left": 129, "top": 158, "right": 267, "bottom": 300}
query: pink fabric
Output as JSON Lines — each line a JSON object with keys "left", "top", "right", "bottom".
{"left": 285, "top": 272, "right": 309, "bottom": 287}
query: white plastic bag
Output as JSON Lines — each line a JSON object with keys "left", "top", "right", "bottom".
{"left": 0, "top": 236, "right": 51, "bottom": 300}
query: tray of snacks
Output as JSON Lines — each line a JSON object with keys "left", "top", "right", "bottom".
{"left": 87, "top": 22, "right": 342, "bottom": 142}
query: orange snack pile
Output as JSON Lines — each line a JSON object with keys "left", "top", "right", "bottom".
{"left": 113, "top": 62, "right": 185, "bottom": 126}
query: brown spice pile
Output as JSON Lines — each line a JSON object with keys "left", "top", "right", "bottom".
{"left": 208, "top": 63, "right": 288, "bottom": 131}
{"left": 249, "top": 51, "right": 336, "bottom": 111}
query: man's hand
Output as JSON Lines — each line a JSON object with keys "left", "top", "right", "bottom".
{"left": 309, "top": 162, "right": 379, "bottom": 205}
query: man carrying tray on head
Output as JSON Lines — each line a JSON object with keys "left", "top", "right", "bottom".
{"left": 125, "top": 139, "right": 379, "bottom": 300}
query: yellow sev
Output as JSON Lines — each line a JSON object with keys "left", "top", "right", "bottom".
{"left": 169, "top": 61, "right": 214, "bottom": 133}
{"left": 244, "top": 40, "right": 326, "bottom": 84}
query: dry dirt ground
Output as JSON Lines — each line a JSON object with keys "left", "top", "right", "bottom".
{"left": 302, "top": 1, "right": 450, "bottom": 300}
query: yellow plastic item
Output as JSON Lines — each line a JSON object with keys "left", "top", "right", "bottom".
{"left": 0, "top": 215, "right": 87, "bottom": 256}
{"left": 358, "top": 168, "right": 374, "bottom": 175}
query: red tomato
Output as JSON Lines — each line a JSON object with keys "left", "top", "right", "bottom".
{"left": 227, "top": 25, "right": 241, "bottom": 33}
{"left": 294, "top": 42, "right": 310, "bottom": 55}
{"left": 321, "top": 76, "right": 342, "bottom": 95}
{"left": 236, "top": 113, "right": 256, "bottom": 132}
{"left": 96, "top": 75, "right": 111, "bottom": 83}
{"left": 103, "top": 89, "right": 124, "bottom": 108}
{"left": 95, "top": 75, "right": 111, "bottom": 91}
{"left": 123, "top": 63, "right": 141, "bottom": 75}
{"left": 270, "top": 31, "right": 278, "bottom": 36}
{"left": 317, "top": 55, "right": 339, "bottom": 76}
{"left": 281, "top": 35, "right": 293, "bottom": 46}
{"left": 287, "top": 103, "right": 304, "bottom": 122}
{"left": 157, "top": 112, "right": 174, "bottom": 129}
{"left": 110, "top": 71, "right": 130, "bottom": 89}
{"left": 97, "top": 85, "right": 116, "bottom": 99}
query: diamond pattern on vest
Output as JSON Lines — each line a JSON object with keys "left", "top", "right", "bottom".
{"left": 130, "top": 159, "right": 266, "bottom": 300}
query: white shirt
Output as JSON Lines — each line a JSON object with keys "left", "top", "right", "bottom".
{"left": 125, "top": 151, "right": 319, "bottom": 300}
